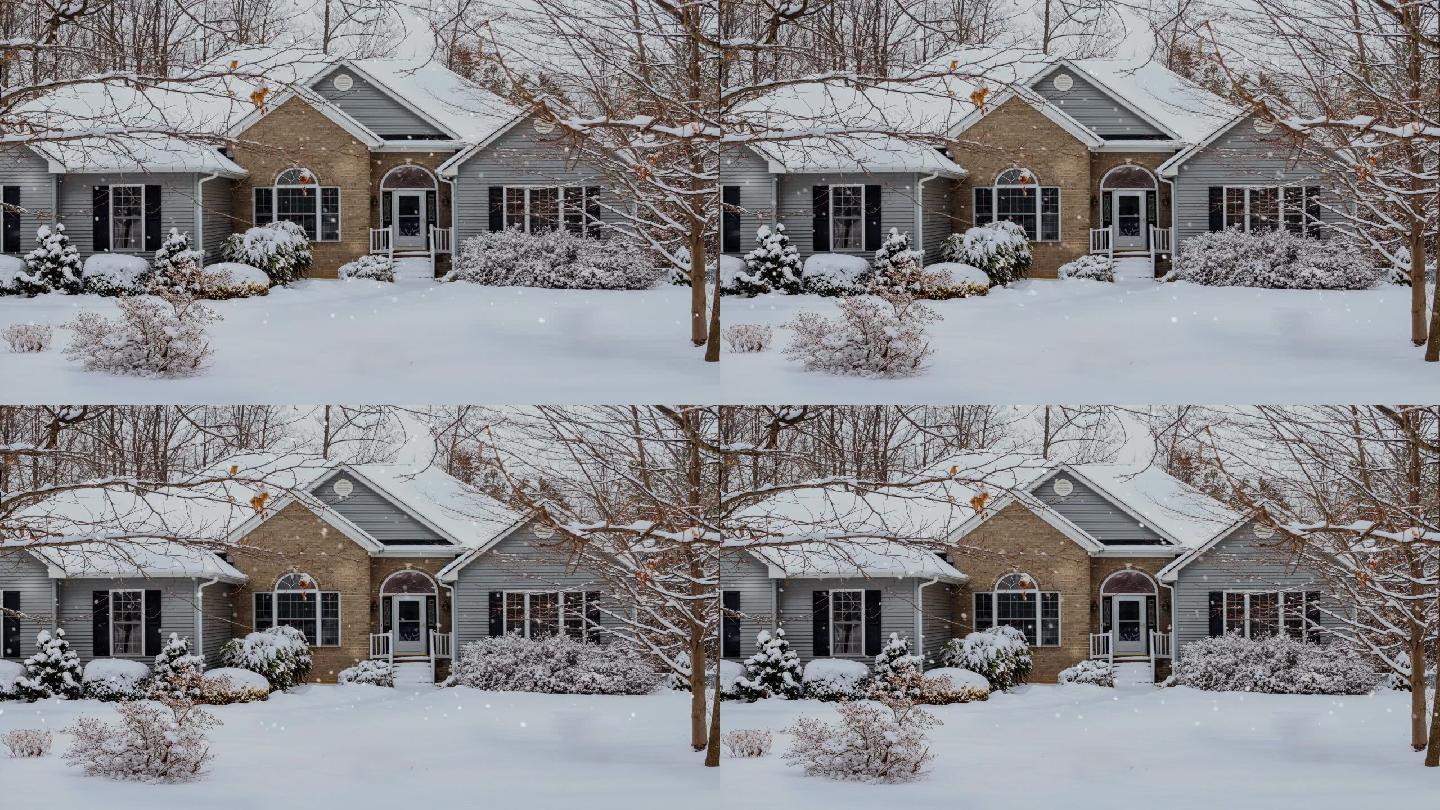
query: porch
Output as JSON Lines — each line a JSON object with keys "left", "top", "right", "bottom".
{"left": 367, "top": 224, "right": 452, "bottom": 280}
{"left": 1086, "top": 164, "right": 1173, "bottom": 279}
{"left": 368, "top": 628, "right": 454, "bottom": 684}
{"left": 366, "top": 570, "right": 453, "bottom": 683}
{"left": 366, "top": 163, "right": 454, "bottom": 279}
{"left": 1086, "top": 569, "right": 1172, "bottom": 682}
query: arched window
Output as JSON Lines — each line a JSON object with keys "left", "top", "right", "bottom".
{"left": 973, "top": 571, "right": 1060, "bottom": 646}
{"left": 973, "top": 166, "right": 1060, "bottom": 242}
{"left": 380, "top": 570, "right": 437, "bottom": 595}
{"left": 253, "top": 571, "right": 339, "bottom": 647}
{"left": 1100, "top": 570, "right": 1157, "bottom": 595}
{"left": 251, "top": 167, "right": 341, "bottom": 242}
{"left": 380, "top": 165, "right": 437, "bottom": 190}
{"left": 1099, "top": 165, "right": 1157, "bottom": 190}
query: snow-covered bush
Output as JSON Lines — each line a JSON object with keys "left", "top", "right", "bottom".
{"left": 871, "top": 229, "right": 925, "bottom": 288}
{"left": 150, "top": 229, "right": 202, "bottom": 291}
{"left": 715, "top": 658, "right": 748, "bottom": 699}
{"left": 919, "top": 668, "right": 991, "bottom": 704}
{"left": 338, "top": 254, "right": 395, "bottom": 282}
{"left": 4, "top": 729, "right": 52, "bottom": 758}
{"left": 1057, "top": 253, "right": 1115, "bottom": 282}
{"left": 802, "top": 658, "right": 871, "bottom": 701}
{"left": 803, "top": 253, "right": 872, "bottom": 296}
{"left": 784, "top": 288, "right": 939, "bottom": 378}
{"left": 338, "top": 659, "right": 394, "bottom": 687}
{"left": 64, "top": 291, "right": 218, "bottom": 377}
{"left": 941, "top": 221, "right": 1032, "bottom": 286}
{"left": 82, "top": 659, "right": 152, "bottom": 701}
{"left": 219, "top": 626, "right": 312, "bottom": 691}
{"left": 14, "top": 629, "right": 84, "bottom": 700}
{"left": 1058, "top": 658, "right": 1114, "bottom": 687}
{"left": 150, "top": 635, "right": 205, "bottom": 700}
{"left": 784, "top": 681, "right": 940, "bottom": 783}
{"left": 1173, "top": 634, "right": 1378, "bottom": 694}
{"left": 23, "top": 224, "right": 84, "bottom": 294}
{"left": 733, "top": 629, "right": 804, "bottom": 701}
{"left": 723, "top": 323, "right": 773, "bottom": 353}
{"left": 221, "top": 221, "right": 311, "bottom": 284}
{"left": 445, "top": 634, "right": 664, "bottom": 695}
{"left": 940, "top": 626, "right": 1033, "bottom": 692}
{"left": 0, "top": 659, "right": 25, "bottom": 698}
{"left": 64, "top": 690, "right": 220, "bottom": 783}
{"left": 871, "top": 634, "right": 925, "bottom": 692}
{"left": 82, "top": 254, "right": 152, "bottom": 296}
{"left": 0, "top": 254, "right": 35, "bottom": 296}
{"left": 744, "top": 224, "right": 804, "bottom": 294}
{"left": 1172, "top": 229, "right": 1382, "bottom": 289}
{"left": 3, "top": 323, "right": 52, "bottom": 353}
{"left": 191, "top": 263, "right": 271, "bottom": 299}
{"left": 723, "top": 728, "right": 774, "bottom": 758}
{"left": 910, "top": 263, "right": 990, "bottom": 299}
{"left": 198, "top": 668, "right": 271, "bottom": 704}
{"left": 448, "top": 229, "right": 661, "bottom": 290}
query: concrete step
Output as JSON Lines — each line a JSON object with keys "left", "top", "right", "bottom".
{"left": 393, "top": 660, "right": 433, "bottom": 687}
{"left": 1113, "top": 661, "right": 1154, "bottom": 688}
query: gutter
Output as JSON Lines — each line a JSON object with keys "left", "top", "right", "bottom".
{"left": 915, "top": 575, "right": 940, "bottom": 663}
{"left": 195, "top": 173, "right": 221, "bottom": 261}
{"left": 915, "top": 172, "right": 940, "bottom": 259}
{"left": 195, "top": 576, "right": 220, "bottom": 661}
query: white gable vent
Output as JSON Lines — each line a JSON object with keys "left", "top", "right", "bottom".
{"left": 332, "top": 73, "right": 354, "bottom": 92}
{"left": 533, "top": 117, "right": 556, "bottom": 135}
{"left": 1052, "top": 477, "right": 1074, "bottom": 497}
{"left": 532, "top": 523, "right": 555, "bottom": 539}
{"left": 1052, "top": 73, "right": 1074, "bottom": 92}
{"left": 332, "top": 478, "right": 354, "bottom": 499}
{"left": 1252, "top": 117, "right": 1276, "bottom": 135}
{"left": 1253, "top": 522, "right": 1275, "bottom": 539}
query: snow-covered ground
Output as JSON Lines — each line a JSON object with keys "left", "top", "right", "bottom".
{"left": 0, "top": 687, "right": 709, "bottom": 808}
{"left": 721, "top": 685, "right": 1436, "bottom": 809}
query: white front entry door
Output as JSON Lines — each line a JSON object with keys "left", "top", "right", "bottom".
{"left": 1113, "top": 191, "right": 1146, "bottom": 251}
{"left": 393, "top": 596, "right": 426, "bottom": 655}
{"left": 393, "top": 191, "right": 426, "bottom": 250}
{"left": 1113, "top": 596, "right": 1147, "bottom": 655}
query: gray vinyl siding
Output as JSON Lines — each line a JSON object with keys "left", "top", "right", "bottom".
{"left": 1032, "top": 472, "right": 1168, "bottom": 545}
{"left": 311, "top": 71, "right": 444, "bottom": 138}
{"left": 720, "top": 146, "right": 777, "bottom": 255}
{"left": 918, "top": 176, "right": 955, "bottom": 262}
{"left": 1171, "top": 518, "right": 1341, "bottom": 663}
{"left": 776, "top": 577, "right": 918, "bottom": 664}
{"left": 309, "top": 471, "right": 449, "bottom": 546}
{"left": 54, "top": 578, "right": 200, "bottom": 662}
{"left": 775, "top": 173, "right": 923, "bottom": 259}
{"left": 1171, "top": 114, "right": 1339, "bottom": 248}
{"left": 54, "top": 173, "right": 199, "bottom": 257}
{"left": 198, "top": 176, "right": 235, "bottom": 261}
{"left": 199, "top": 582, "right": 236, "bottom": 664}
{"left": 448, "top": 520, "right": 621, "bottom": 649}
{"left": 0, "top": 552, "right": 55, "bottom": 659}
{"left": 0, "top": 145, "right": 57, "bottom": 255}
{"left": 919, "top": 582, "right": 959, "bottom": 665}
{"left": 449, "top": 113, "right": 624, "bottom": 248}
{"left": 720, "top": 551, "right": 776, "bottom": 659}
{"left": 1031, "top": 70, "right": 1166, "bottom": 139}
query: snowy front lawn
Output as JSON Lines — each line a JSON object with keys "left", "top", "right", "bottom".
{"left": 721, "top": 685, "right": 1435, "bottom": 808}
{"left": 0, "top": 687, "right": 708, "bottom": 808}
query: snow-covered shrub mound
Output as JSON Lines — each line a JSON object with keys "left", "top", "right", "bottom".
{"left": 1057, "top": 254, "right": 1115, "bottom": 282}
{"left": 64, "top": 292, "right": 219, "bottom": 378}
{"left": 64, "top": 693, "right": 220, "bottom": 782}
{"left": 1173, "top": 634, "right": 1378, "bottom": 694}
{"left": 149, "top": 229, "right": 204, "bottom": 294}
{"left": 150, "top": 634, "right": 205, "bottom": 701}
{"left": 15, "top": 629, "right": 84, "bottom": 700}
{"left": 744, "top": 224, "right": 804, "bottom": 294}
{"left": 942, "top": 221, "right": 1031, "bottom": 286}
{"left": 1172, "top": 229, "right": 1382, "bottom": 289}
{"left": 449, "top": 229, "right": 661, "bottom": 290}
{"left": 802, "top": 658, "right": 871, "bottom": 701}
{"left": 82, "top": 254, "right": 152, "bottom": 296}
{"left": 871, "top": 229, "right": 925, "bottom": 289}
{"left": 718, "top": 658, "right": 747, "bottom": 699}
{"left": 1058, "top": 658, "right": 1114, "bottom": 687}
{"left": 339, "top": 659, "right": 394, "bottom": 687}
{"left": 23, "top": 224, "right": 84, "bottom": 294}
{"left": 3, "top": 728, "right": 52, "bottom": 758}
{"left": 194, "top": 263, "right": 271, "bottom": 299}
{"left": 82, "top": 659, "right": 152, "bottom": 701}
{"left": 803, "top": 253, "right": 871, "bottom": 296}
{"left": 219, "top": 626, "right": 312, "bottom": 691}
{"left": 723, "top": 728, "right": 773, "bottom": 758}
{"left": 919, "top": 668, "right": 991, "bottom": 704}
{"left": 0, "top": 659, "right": 25, "bottom": 698}
{"left": 0, "top": 254, "right": 29, "bottom": 295}
{"left": 785, "top": 290, "right": 939, "bottom": 378}
{"left": 199, "top": 668, "right": 271, "bottom": 704}
{"left": 916, "top": 262, "right": 990, "bottom": 299}
{"left": 445, "top": 634, "right": 664, "bottom": 695}
{"left": 940, "top": 626, "right": 1033, "bottom": 691}
{"left": 338, "top": 254, "right": 395, "bottom": 282}
{"left": 221, "top": 221, "right": 312, "bottom": 284}
{"left": 3, "top": 323, "right": 52, "bottom": 353}
{"left": 871, "top": 634, "right": 924, "bottom": 689}
{"left": 733, "top": 629, "right": 804, "bottom": 701}
{"left": 784, "top": 693, "right": 940, "bottom": 783}
{"left": 723, "top": 323, "right": 773, "bottom": 353}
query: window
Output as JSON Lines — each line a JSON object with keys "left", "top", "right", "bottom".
{"left": 975, "top": 573, "right": 1061, "bottom": 646}
{"left": 264, "top": 168, "right": 340, "bottom": 241}
{"left": 110, "top": 590, "right": 144, "bottom": 656}
{"left": 830, "top": 589, "right": 864, "bottom": 655}
{"left": 829, "top": 185, "right": 865, "bottom": 251}
{"left": 503, "top": 592, "right": 590, "bottom": 639}
{"left": 1223, "top": 187, "right": 1313, "bottom": 235}
{"left": 1224, "top": 591, "right": 1316, "bottom": 639}
{"left": 110, "top": 185, "right": 144, "bottom": 251}
{"left": 978, "top": 168, "right": 1060, "bottom": 241}
{"left": 255, "top": 572, "right": 339, "bottom": 646}
{"left": 503, "top": 187, "right": 592, "bottom": 234}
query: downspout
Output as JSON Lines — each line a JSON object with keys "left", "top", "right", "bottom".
{"left": 195, "top": 576, "right": 220, "bottom": 662}
{"left": 915, "top": 576, "right": 940, "bottom": 663}
{"left": 1160, "top": 175, "right": 1178, "bottom": 273}
{"left": 915, "top": 173, "right": 940, "bottom": 260}
{"left": 1158, "top": 580, "right": 1177, "bottom": 679}
{"left": 195, "top": 173, "right": 221, "bottom": 261}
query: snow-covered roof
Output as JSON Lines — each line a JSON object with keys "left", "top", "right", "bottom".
{"left": 1054, "top": 58, "right": 1238, "bottom": 143}
{"left": 339, "top": 463, "right": 525, "bottom": 549}
{"left": 33, "top": 539, "right": 246, "bottom": 583}
{"left": 751, "top": 538, "right": 966, "bottom": 582}
{"left": 337, "top": 59, "right": 519, "bottom": 143}
{"left": 1059, "top": 463, "right": 1239, "bottom": 549}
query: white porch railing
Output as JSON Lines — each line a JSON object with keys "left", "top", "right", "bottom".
{"left": 1088, "top": 632, "right": 1113, "bottom": 662}
{"left": 369, "top": 227, "right": 393, "bottom": 257}
{"left": 1150, "top": 226, "right": 1172, "bottom": 259}
{"left": 1089, "top": 227, "right": 1113, "bottom": 257}
{"left": 1150, "top": 629, "right": 1173, "bottom": 682}
{"left": 430, "top": 631, "right": 453, "bottom": 682}
{"left": 368, "top": 631, "right": 393, "bottom": 663}
{"left": 429, "top": 226, "right": 452, "bottom": 255}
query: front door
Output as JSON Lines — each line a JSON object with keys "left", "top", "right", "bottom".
{"left": 393, "top": 596, "right": 426, "bottom": 655}
{"left": 394, "top": 191, "right": 426, "bottom": 250}
{"left": 1113, "top": 191, "right": 1146, "bottom": 250}
{"left": 1114, "top": 595, "right": 1147, "bottom": 655}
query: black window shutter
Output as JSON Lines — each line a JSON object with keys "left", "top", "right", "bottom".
{"left": 1145, "top": 595, "right": 1157, "bottom": 649}
{"left": 1305, "top": 592, "right": 1322, "bottom": 641}
{"left": 1102, "top": 191, "right": 1113, "bottom": 229}
{"left": 721, "top": 186, "right": 741, "bottom": 254}
{"left": 811, "top": 186, "right": 830, "bottom": 252}
{"left": 1, "top": 186, "right": 19, "bottom": 254}
{"left": 1101, "top": 596, "right": 1112, "bottom": 633}
{"left": 92, "top": 186, "right": 110, "bottom": 252}
{"left": 380, "top": 595, "right": 393, "bottom": 634}
{"left": 144, "top": 590, "right": 162, "bottom": 656}
{"left": 1207, "top": 187, "right": 1223, "bottom": 232}
{"left": 585, "top": 187, "right": 601, "bottom": 236}
{"left": 812, "top": 590, "right": 830, "bottom": 657}
{"left": 92, "top": 591, "right": 111, "bottom": 657}
{"left": 1207, "top": 591, "right": 1224, "bottom": 637}
{"left": 425, "top": 595, "right": 437, "bottom": 636}
{"left": 863, "top": 185, "right": 882, "bottom": 251}
{"left": 584, "top": 591, "right": 601, "bottom": 640}
{"left": 1304, "top": 187, "right": 1321, "bottom": 236}
{"left": 2, "top": 591, "right": 19, "bottom": 657}
{"left": 863, "top": 590, "right": 882, "bottom": 656}
{"left": 1145, "top": 190, "right": 1157, "bottom": 246}
{"left": 721, "top": 590, "right": 741, "bottom": 658}
{"left": 488, "top": 187, "right": 504, "bottom": 232}
{"left": 488, "top": 591, "right": 504, "bottom": 637}
{"left": 425, "top": 189, "right": 438, "bottom": 235}
{"left": 143, "top": 186, "right": 162, "bottom": 251}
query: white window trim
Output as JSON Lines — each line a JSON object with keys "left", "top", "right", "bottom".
{"left": 827, "top": 184, "right": 866, "bottom": 253}
{"left": 108, "top": 588, "right": 146, "bottom": 658}
{"left": 252, "top": 591, "right": 271, "bottom": 631}
{"left": 501, "top": 186, "right": 586, "bottom": 235}
{"left": 1222, "top": 186, "right": 1309, "bottom": 235}
{"left": 320, "top": 186, "right": 342, "bottom": 243}
{"left": 828, "top": 588, "right": 865, "bottom": 657}
{"left": 1223, "top": 590, "right": 1312, "bottom": 640}
{"left": 271, "top": 170, "right": 341, "bottom": 243}
{"left": 990, "top": 575, "right": 1062, "bottom": 647}
{"left": 270, "top": 575, "right": 339, "bottom": 647}
{"left": 991, "top": 173, "right": 1061, "bottom": 243}
{"left": 109, "top": 184, "right": 146, "bottom": 253}
{"left": 502, "top": 591, "right": 587, "bottom": 640}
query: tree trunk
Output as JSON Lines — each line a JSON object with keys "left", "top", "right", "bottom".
{"left": 704, "top": 247, "right": 722, "bottom": 361}
{"left": 704, "top": 653, "right": 721, "bottom": 766}
{"left": 1427, "top": 635, "right": 1440, "bottom": 766}
{"left": 689, "top": 232, "right": 708, "bottom": 347}
{"left": 689, "top": 634, "right": 707, "bottom": 751}
{"left": 1410, "top": 632, "right": 1428, "bottom": 751}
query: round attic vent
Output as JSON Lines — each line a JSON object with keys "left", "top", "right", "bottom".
{"left": 332, "top": 73, "right": 354, "bottom": 92}
{"left": 1052, "top": 73, "right": 1074, "bottom": 92}
{"left": 1252, "top": 117, "right": 1276, "bottom": 135}
{"left": 332, "top": 478, "right": 354, "bottom": 499}
{"left": 1052, "top": 477, "right": 1074, "bottom": 497}
{"left": 532, "top": 118, "right": 556, "bottom": 135}
{"left": 532, "top": 523, "right": 556, "bottom": 539}
{"left": 1253, "top": 523, "right": 1276, "bottom": 539}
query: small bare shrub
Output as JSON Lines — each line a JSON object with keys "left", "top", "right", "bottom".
{"left": 783, "top": 682, "right": 940, "bottom": 783}
{"left": 64, "top": 692, "right": 220, "bottom": 783}
{"left": 2, "top": 323, "right": 52, "bottom": 353}
{"left": 723, "top": 728, "right": 773, "bottom": 758}
{"left": 3, "top": 728, "right": 53, "bottom": 758}
{"left": 785, "top": 288, "right": 938, "bottom": 378}
{"left": 723, "top": 323, "right": 773, "bottom": 353}
{"left": 65, "top": 291, "right": 218, "bottom": 377}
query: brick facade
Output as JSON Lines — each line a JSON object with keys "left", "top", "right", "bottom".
{"left": 1089, "top": 151, "right": 1175, "bottom": 276}
{"left": 368, "top": 151, "right": 458, "bottom": 276}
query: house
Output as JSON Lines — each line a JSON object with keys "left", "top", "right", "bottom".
{"left": 1, "top": 51, "right": 623, "bottom": 279}
{"left": 722, "top": 53, "right": 1338, "bottom": 279}
{"left": 0, "top": 458, "right": 620, "bottom": 683}
{"left": 723, "top": 458, "right": 1341, "bottom": 682}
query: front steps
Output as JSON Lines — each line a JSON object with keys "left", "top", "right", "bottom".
{"left": 392, "top": 254, "right": 435, "bottom": 282}
{"left": 392, "top": 659, "right": 434, "bottom": 687}
{"left": 1113, "top": 660, "right": 1154, "bottom": 688}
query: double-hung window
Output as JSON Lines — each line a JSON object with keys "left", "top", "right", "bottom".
{"left": 255, "top": 168, "right": 341, "bottom": 242}
{"left": 1223, "top": 187, "right": 1313, "bottom": 235}
{"left": 974, "top": 169, "right": 1060, "bottom": 241}
{"left": 973, "top": 573, "right": 1061, "bottom": 646}
{"left": 504, "top": 592, "right": 590, "bottom": 639}
{"left": 829, "top": 589, "right": 864, "bottom": 655}
{"left": 1224, "top": 591, "right": 1316, "bottom": 639}
{"left": 109, "top": 590, "right": 145, "bottom": 656}
{"left": 110, "top": 185, "right": 145, "bottom": 251}
{"left": 253, "top": 573, "right": 339, "bottom": 646}
{"left": 829, "top": 185, "right": 865, "bottom": 251}
{"left": 504, "top": 187, "right": 591, "bottom": 234}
